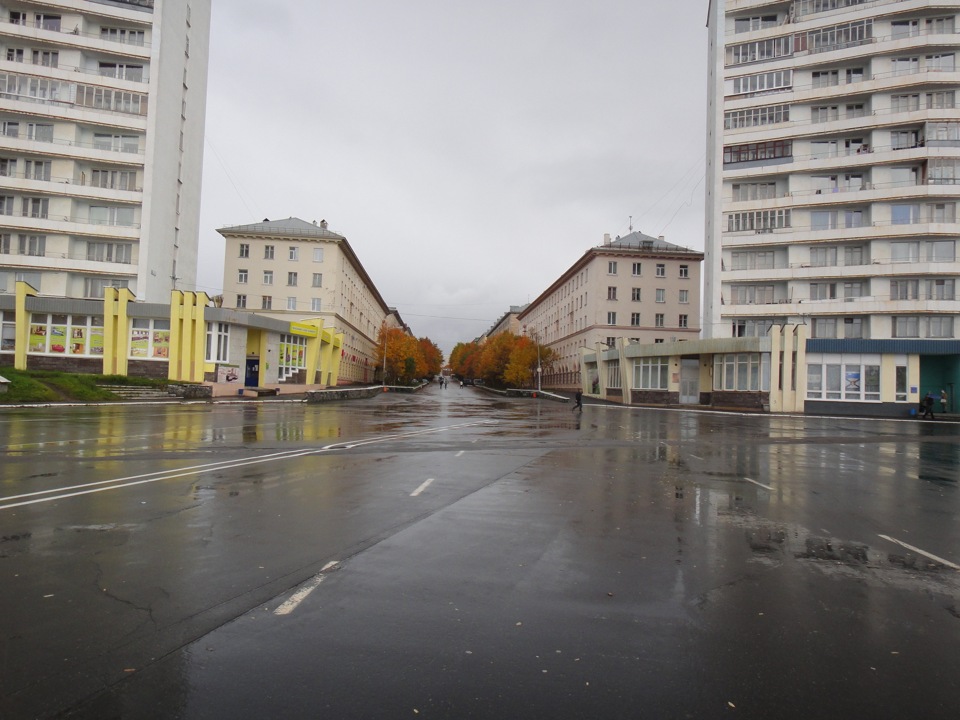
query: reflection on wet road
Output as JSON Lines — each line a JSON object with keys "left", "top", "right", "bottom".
{"left": 1, "top": 387, "right": 959, "bottom": 719}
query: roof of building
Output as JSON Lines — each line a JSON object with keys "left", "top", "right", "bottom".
{"left": 217, "top": 217, "right": 346, "bottom": 241}
{"left": 604, "top": 231, "right": 694, "bottom": 253}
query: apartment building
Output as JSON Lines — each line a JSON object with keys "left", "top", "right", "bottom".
{"left": 0, "top": 0, "right": 210, "bottom": 302}
{"left": 219, "top": 217, "right": 394, "bottom": 385}
{"left": 706, "top": 0, "right": 960, "bottom": 345}
{"left": 517, "top": 232, "right": 703, "bottom": 389}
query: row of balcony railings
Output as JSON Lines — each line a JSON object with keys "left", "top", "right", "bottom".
{"left": 0, "top": 84, "right": 148, "bottom": 117}
{"left": 726, "top": 0, "right": 937, "bottom": 26}
{"left": 725, "top": 294, "right": 958, "bottom": 305}
{"left": 0, "top": 169, "right": 142, "bottom": 192}
{"left": 4, "top": 17, "right": 150, "bottom": 49}
{"left": 726, "top": 26, "right": 958, "bottom": 57}
{"left": 722, "top": 256, "right": 957, "bottom": 271}
{"left": 0, "top": 127, "right": 143, "bottom": 155}
{"left": 0, "top": 59, "right": 149, "bottom": 84}
{"left": 723, "top": 139, "right": 952, "bottom": 165}
{"left": 725, "top": 218, "right": 960, "bottom": 233}
{"left": 727, "top": 66, "right": 960, "bottom": 103}
{"left": 0, "top": 246, "right": 134, "bottom": 264}
{"left": 0, "top": 208, "right": 140, "bottom": 228}
{"left": 727, "top": 107, "right": 959, "bottom": 133}
{"left": 732, "top": 178, "right": 960, "bottom": 202}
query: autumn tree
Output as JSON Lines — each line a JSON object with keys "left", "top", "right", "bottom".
{"left": 449, "top": 341, "right": 481, "bottom": 379}
{"left": 418, "top": 337, "right": 444, "bottom": 377}
{"left": 477, "top": 332, "right": 516, "bottom": 387}
{"left": 376, "top": 326, "right": 427, "bottom": 384}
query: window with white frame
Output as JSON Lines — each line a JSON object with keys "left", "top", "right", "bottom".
{"left": 844, "top": 317, "right": 864, "bottom": 339}
{"left": 287, "top": 271, "right": 298, "bottom": 286}
{"left": 263, "top": 270, "right": 273, "bottom": 285}
{"left": 607, "top": 311, "right": 617, "bottom": 325}
{"left": 928, "top": 279, "right": 955, "bottom": 300}
{"left": 655, "top": 313, "right": 665, "bottom": 328}
{"left": 630, "top": 312, "right": 641, "bottom": 326}
{"left": 236, "top": 294, "right": 246, "bottom": 308}
{"left": 83, "top": 277, "right": 128, "bottom": 299}
{"left": 679, "top": 265, "right": 689, "bottom": 278}
{"left": 631, "top": 288, "right": 641, "bottom": 301}
{"left": 1, "top": 310, "right": 15, "bottom": 352}
{"left": 679, "top": 289, "right": 689, "bottom": 304}
{"left": 312, "top": 273, "right": 322, "bottom": 288}
{"left": 24, "top": 313, "right": 104, "bottom": 356}
{"left": 607, "top": 286, "right": 617, "bottom": 300}
{"left": 631, "top": 262, "right": 641, "bottom": 276}
{"left": 679, "top": 315, "right": 688, "bottom": 328}
{"left": 634, "top": 357, "right": 669, "bottom": 390}
{"left": 656, "top": 264, "right": 666, "bottom": 277}
{"left": 205, "top": 322, "right": 229, "bottom": 362}
{"left": 287, "top": 297, "right": 297, "bottom": 310}
{"left": 713, "top": 353, "right": 768, "bottom": 392}
{"left": 278, "top": 333, "right": 307, "bottom": 379}
{"left": 893, "top": 316, "right": 919, "bottom": 338}
{"left": 264, "top": 245, "right": 274, "bottom": 260}
{"left": 311, "top": 298, "right": 322, "bottom": 312}
{"left": 812, "top": 317, "right": 837, "bottom": 338}
{"left": 927, "top": 240, "right": 955, "bottom": 262}
{"left": 313, "top": 247, "right": 324, "bottom": 262}
{"left": 806, "top": 354, "right": 880, "bottom": 402}
{"left": 606, "top": 361, "right": 621, "bottom": 389}
{"left": 890, "top": 279, "right": 919, "bottom": 300}
{"left": 928, "top": 316, "right": 954, "bottom": 338}
{"left": 239, "top": 243, "right": 249, "bottom": 258}
{"left": 655, "top": 289, "right": 666, "bottom": 303}
{"left": 238, "top": 269, "right": 248, "bottom": 284}
{"left": 891, "top": 242, "right": 919, "bottom": 263}
{"left": 608, "top": 261, "right": 617, "bottom": 275}
{"left": 289, "top": 246, "right": 299, "bottom": 261}
{"left": 262, "top": 296, "right": 272, "bottom": 310}
{"left": 129, "top": 318, "right": 170, "bottom": 359}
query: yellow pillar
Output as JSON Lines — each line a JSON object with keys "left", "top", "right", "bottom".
{"left": 302, "top": 319, "right": 325, "bottom": 385}
{"left": 13, "top": 281, "right": 38, "bottom": 370}
{"left": 330, "top": 333, "right": 344, "bottom": 386}
{"left": 258, "top": 330, "right": 270, "bottom": 387}
{"left": 768, "top": 324, "right": 783, "bottom": 413}
{"left": 168, "top": 291, "right": 185, "bottom": 381}
{"left": 102, "top": 287, "right": 134, "bottom": 376}
{"left": 190, "top": 293, "right": 209, "bottom": 382}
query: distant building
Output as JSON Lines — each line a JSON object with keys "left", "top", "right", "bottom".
{"left": 480, "top": 304, "right": 528, "bottom": 342}
{"left": 218, "top": 217, "right": 392, "bottom": 385}
{"left": 0, "top": 0, "right": 211, "bottom": 302}
{"left": 518, "top": 232, "right": 704, "bottom": 389}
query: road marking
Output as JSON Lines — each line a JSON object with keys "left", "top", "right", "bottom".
{"left": 878, "top": 535, "right": 960, "bottom": 570}
{"left": 273, "top": 561, "right": 340, "bottom": 616}
{"left": 0, "top": 421, "right": 498, "bottom": 511}
{"left": 690, "top": 454, "right": 704, "bottom": 460}
{"left": 410, "top": 478, "right": 434, "bottom": 497}
{"left": 743, "top": 477, "right": 774, "bottom": 491}
{"left": 455, "top": 450, "right": 464, "bottom": 457}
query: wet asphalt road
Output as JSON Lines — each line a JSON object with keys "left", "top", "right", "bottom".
{"left": 1, "top": 386, "right": 959, "bottom": 719}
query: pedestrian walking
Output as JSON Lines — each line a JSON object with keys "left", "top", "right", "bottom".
{"left": 572, "top": 390, "right": 583, "bottom": 411}
{"left": 922, "top": 393, "right": 936, "bottom": 419}
{"left": 941, "top": 389, "right": 948, "bottom": 415}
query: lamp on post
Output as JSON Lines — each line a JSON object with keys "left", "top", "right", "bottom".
{"left": 523, "top": 324, "right": 542, "bottom": 393}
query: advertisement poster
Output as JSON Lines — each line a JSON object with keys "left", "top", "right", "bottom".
{"left": 217, "top": 365, "right": 240, "bottom": 383}
{"left": 89, "top": 327, "right": 104, "bottom": 355}
{"left": 29, "top": 324, "right": 47, "bottom": 353}
{"left": 130, "top": 328, "right": 149, "bottom": 357}
{"left": 70, "top": 326, "right": 86, "bottom": 355}
{"left": 845, "top": 370, "right": 861, "bottom": 392}
{"left": 152, "top": 330, "right": 170, "bottom": 358}
{"left": 50, "top": 323, "right": 67, "bottom": 353}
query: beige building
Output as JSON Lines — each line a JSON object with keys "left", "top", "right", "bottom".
{"left": 219, "top": 217, "right": 393, "bottom": 385}
{"left": 0, "top": 0, "right": 211, "bottom": 302}
{"left": 517, "top": 232, "right": 704, "bottom": 390}
{"left": 480, "top": 304, "right": 527, "bottom": 342}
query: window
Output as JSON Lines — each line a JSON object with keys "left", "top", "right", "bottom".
{"left": 732, "top": 182, "right": 778, "bottom": 201}
{"left": 730, "top": 69, "right": 792, "bottom": 95}
{"left": 89, "top": 206, "right": 134, "bottom": 226}
{"left": 205, "top": 322, "right": 229, "bottom": 363}
{"left": 287, "top": 272, "right": 298, "bottom": 287}
{"left": 726, "top": 209, "right": 791, "bottom": 232}
{"left": 93, "top": 133, "right": 139, "bottom": 153}
{"left": 101, "top": 28, "right": 145, "bottom": 46}
{"left": 313, "top": 248, "right": 324, "bottom": 262}
{"left": 927, "top": 91, "right": 955, "bottom": 110}
{"left": 929, "top": 317, "right": 954, "bottom": 338}
{"left": 236, "top": 294, "right": 247, "bottom": 309}
{"left": 724, "top": 140, "right": 792, "bottom": 165}
{"left": 24, "top": 160, "right": 50, "bottom": 181}
{"left": 607, "top": 312, "right": 617, "bottom": 325}
{"left": 287, "top": 297, "right": 297, "bottom": 310}
{"left": 810, "top": 283, "right": 837, "bottom": 300}
{"left": 927, "top": 203, "right": 956, "bottom": 223}
{"left": 844, "top": 245, "right": 865, "bottom": 266}
{"left": 278, "top": 334, "right": 308, "bottom": 379}
{"left": 606, "top": 361, "right": 621, "bottom": 389}
{"left": 289, "top": 246, "right": 299, "bottom": 261}
{"left": 714, "top": 353, "right": 766, "bottom": 392}
{"left": 806, "top": 355, "right": 880, "bottom": 402}
{"left": 731, "top": 285, "right": 774, "bottom": 305}
{"left": 631, "top": 288, "right": 642, "bottom": 302}
{"left": 631, "top": 262, "right": 641, "bottom": 276}
{"left": 606, "top": 337, "right": 617, "bottom": 347}
{"left": 263, "top": 271, "right": 273, "bottom": 285}
{"left": 928, "top": 279, "right": 956, "bottom": 300}
{"left": 809, "top": 247, "right": 837, "bottom": 267}
{"left": 607, "top": 286, "right": 617, "bottom": 301}
{"left": 891, "top": 279, "right": 919, "bottom": 300}
{"left": 896, "top": 364, "right": 908, "bottom": 402}
{"left": 679, "top": 265, "right": 689, "bottom": 279}
{"left": 635, "top": 357, "right": 669, "bottom": 390}
{"left": 608, "top": 261, "right": 617, "bottom": 275}
{"left": 655, "top": 289, "right": 666, "bottom": 303}
{"left": 679, "top": 315, "right": 688, "bottom": 328}
{"left": 927, "top": 54, "right": 955, "bottom": 72}
{"left": 891, "top": 242, "right": 919, "bottom": 263}
{"left": 129, "top": 318, "right": 170, "bottom": 359}
{"left": 35, "top": 14, "right": 61, "bottom": 31}
{"left": 843, "top": 282, "right": 864, "bottom": 299}
{"left": 891, "top": 94, "right": 920, "bottom": 113}
{"left": 238, "top": 269, "right": 248, "bottom": 284}
{"left": 83, "top": 278, "right": 128, "bottom": 299}
{"left": 22, "top": 198, "right": 48, "bottom": 219}
{"left": 239, "top": 243, "right": 249, "bottom": 258}
{"left": 22, "top": 313, "right": 105, "bottom": 356}
{"left": 264, "top": 245, "right": 275, "bottom": 260}
{"left": 843, "top": 317, "right": 864, "bottom": 339}
{"left": 261, "top": 296, "right": 272, "bottom": 310}
{"left": 630, "top": 313, "right": 641, "bottom": 326}
{"left": 812, "top": 70, "right": 839, "bottom": 88}
{"left": 812, "top": 105, "right": 839, "bottom": 123}
{"left": 312, "top": 273, "right": 322, "bottom": 288}
{"left": 311, "top": 298, "right": 322, "bottom": 312}
{"left": 679, "top": 290, "right": 689, "bottom": 304}
{"left": 812, "top": 318, "right": 837, "bottom": 339}
{"left": 892, "top": 57, "right": 919, "bottom": 76}
{"left": 892, "top": 316, "right": 919, "bottom": 338}
{"left": 87, "top": 242, "right": 130, "bottom": 264}
{"left": 655, "top": 313, "right": 665, "bottom": 328}
{"left": 724, "top": 105, "right": 789, "bottom": 130}
{"left": 0, "top": 196, "right": 13, "bottom": 215}
{"left": 18, "top": 234, "right": 45, "bottom": 256}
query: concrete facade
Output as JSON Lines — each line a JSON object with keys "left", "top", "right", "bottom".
{"left": 0, "top": 0, "right": 211, "bottom": 303}
{"left": 218, "top": 217, "right": 393, "bottom": 385}
{"left": 706, "top": 0, "right": 960, "bottom": 343}
{"left": 518, "top": 232, "right": 704, "bottom": 390}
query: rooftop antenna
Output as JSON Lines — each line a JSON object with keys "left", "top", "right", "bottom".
{"left": 629, "top": 216, "right": 633, "bottom": 233}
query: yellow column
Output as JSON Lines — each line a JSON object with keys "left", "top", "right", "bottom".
{"left": 329, "top": 333, "right": 345, "bottom": 386}
{"left": 258, "top": 330, "right": 270, "bottom": 387}
{"left": 168, "top": 291, "right": 184, "bottom": 381}
{"left": 13, "top": 281, "right": 38, "bottom": 371}
{"left": 768, "top": 324, "right": 783, "bottom": 413}
{"left": 102, "top": 287, "right": 134, "bottom": 376}
{"left": 303, "top": 319, "right": 324, "bottom": 385}
{"left": 190, "top": 293, "right": 209, "bottom": 382}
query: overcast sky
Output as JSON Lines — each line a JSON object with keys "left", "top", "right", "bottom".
{"left": 195, "top": 1, "right": 708, "bottom": 355}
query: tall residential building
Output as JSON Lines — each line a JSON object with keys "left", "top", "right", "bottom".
{"left": 0, "top": 0, "right": 210, "bottom": 303}
{"left": 517, "top": 232, "right": 703, "bottom": 389}
{"left": 218, "top": 217, "right": 394, "bottom": 385}
{"left": 705, "top": 0, "right": 960, "bottom": 342}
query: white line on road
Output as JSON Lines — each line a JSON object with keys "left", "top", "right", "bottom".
{"left": 273, "top": 561, "right": 340, "bottom": 616}
{"left": 743, "top": 477, "right": 774, "bottom": 491}
{"left": 410, "top": 478, "right": 434, "bottom": 497}
{"left": 455, "top": 450, "right": 464, "bottom": 457}
{"left": 878, "top": 535, "right": 960, "bottom": 570}
{"left": 689, "top": 454, "right": 704, "bottom": 460}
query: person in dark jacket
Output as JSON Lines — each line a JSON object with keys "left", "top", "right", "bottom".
{"left": 922, "top": 393, "right": 936, "bottom": 419}
{"left": 572, "top": 390, "right": 583, "bottom": 411}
